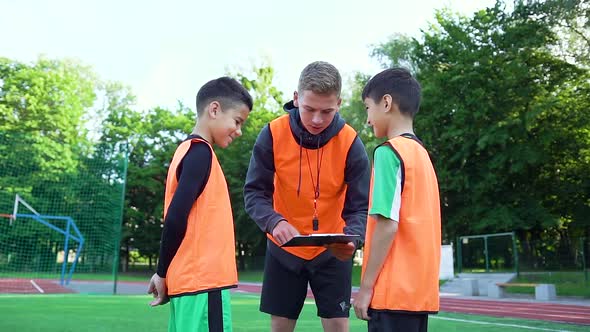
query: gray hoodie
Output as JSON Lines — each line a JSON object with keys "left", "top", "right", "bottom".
{"left": 243, "top": 101, "right": 370, "bottom": 271}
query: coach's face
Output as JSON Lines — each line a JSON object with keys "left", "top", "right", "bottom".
{"left": 294, "top": 90, "right": 341, "bottom": 135}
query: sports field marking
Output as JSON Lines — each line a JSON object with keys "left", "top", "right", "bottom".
{"left": 29, "top": 280, "right": 44, "bottom": 294}
{"left": 249, "top": 296, "right": 576, "bottom": 331}
{"left": 431, "top": 316, "right": 573, "bottom": 332}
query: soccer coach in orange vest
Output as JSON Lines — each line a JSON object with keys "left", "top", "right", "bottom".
{"left": 244, "top": 61, "right": 371, "bottom": 332}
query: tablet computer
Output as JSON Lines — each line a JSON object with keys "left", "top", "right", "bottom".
{"left": 281, "top": 234, "right": 361, "bottom": 247}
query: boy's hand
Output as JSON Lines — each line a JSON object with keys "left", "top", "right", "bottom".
{"left": 147, "top": 273, "right": 169, "bottom": 306}
{"left": 353, "top": 286, "right": 373, "bottom": 321}
{"left": 325, "top": 242, "right": 355, "bottom": 261}
{"left": 272, "top": 220, "right": 299, "bottom": 245}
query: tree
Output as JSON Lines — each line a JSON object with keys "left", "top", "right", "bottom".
{"left": 100, "top": 95, "right": 196, "bottom": 270}
{"left": 370, "top": 0, "right": 590, "bottom": 260}
{"left": 339, "top": 72, "right": 380, "bottom": 158}
{"left": 101, "top": 65, "right": 286, "bottom": 271}
{"left": 0, "top": 56, "right": 96, "bottom": 192}
{"left": 0, "top": 57, "right": 130, "bottom": 274}
{"left": 536, "top": 0, "right": 590, "bottom": 67}
{"left": 371, "top": 33, "right": 419, "bottom": 74}
{"left": 218, "top": 65, "right": 284, "bottom": 270}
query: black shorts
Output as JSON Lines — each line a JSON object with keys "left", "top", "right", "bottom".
{"left": 260, "top": 250, "right": 352, "bottom": 320}
{"left": 368, "top": 311, "right": 429, "bottom": 332}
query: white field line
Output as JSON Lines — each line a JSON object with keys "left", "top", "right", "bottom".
{"left": 431, "top": 316, "right": 573, "bottom": 332}
{"left": 29, "top": 280, "right": 45, "bottom": 294}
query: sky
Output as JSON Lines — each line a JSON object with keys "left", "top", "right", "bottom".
{"left": 1, "top": 0, "right": 496, "bottom": 111}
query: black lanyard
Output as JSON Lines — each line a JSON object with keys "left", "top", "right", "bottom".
{"left": 305, "top": 147, "right": 323, "bottom": 231}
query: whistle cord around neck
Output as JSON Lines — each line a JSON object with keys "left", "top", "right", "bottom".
{"left": 305, "top": 146, "right": 324, "bottom": 231}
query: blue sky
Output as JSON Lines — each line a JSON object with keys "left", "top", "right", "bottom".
{"left": 1, "top": 0, "right": 495, "bottom": 110}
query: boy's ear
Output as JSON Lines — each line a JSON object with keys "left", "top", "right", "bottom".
{"left": 383, "top": 94, "right": 393, "bottom": 112}
{"left": 207, "top": 101, "right": 221, "bottom": 118}
{"left": 293, "top": 91, "right": 299, "bottom": 107}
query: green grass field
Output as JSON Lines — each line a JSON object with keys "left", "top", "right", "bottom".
{"left": 0, "top": 293, "right": 587, "bottom": 332}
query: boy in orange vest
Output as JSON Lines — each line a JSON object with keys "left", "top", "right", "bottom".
{"left": 353, "top": 68, "right": 441, "bottom": 332}
{"left": 244, "top": 61, "right": 370, "bottom": 332}
{"left": 147, "top": 77, "right": 253, "bottom": 332}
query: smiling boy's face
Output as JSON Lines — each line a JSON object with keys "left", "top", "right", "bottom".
{"left": 209, "top": 102, "right": 249, "bottom": 148}
{"left": 364, "top": 96, "right": 389, "bottom": 139}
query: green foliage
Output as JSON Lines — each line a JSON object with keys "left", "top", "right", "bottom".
{"left": 340, "top": 72, "right": 380, "bottom": 158}
{"left": 99, "top": 64, "right": 286, "bottom": 271}
{"left": 3, "top": 0, "right": 588, "bottom": 275}
{"left": 370, "top": 0, "right": 590, "bottom": 269}
{"left": 535, "top": 0, "right": 590, "bottom": 66}
{"left": 0, "top": 57, "right": 126, "bottom": 277}
{"left": 0, "top": 57, "right": 96, "bottom": 187}
{"left": 371, "top": 33, "right": 419, "bottom": 73}
{"left": 218, "top": 66, "right": 284, "bottom": 270}
{"left": 99, "top": 86, "right": 196, "bottom": 268}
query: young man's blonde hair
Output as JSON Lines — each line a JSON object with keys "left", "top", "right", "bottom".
{"left": 298, "top": 61, "right": 342, "bottom": 97}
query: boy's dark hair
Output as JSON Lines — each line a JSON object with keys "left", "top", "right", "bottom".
{"left": 196, "top": 77, "right": 253, "bottom": 116}
{"left": 298, "top": 61, "right": 342, "bottom": 97}
{"left": 362, "top": 68, "right": 421, "bottom": 118}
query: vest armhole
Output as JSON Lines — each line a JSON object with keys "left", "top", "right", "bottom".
{"left": 343, "top": 133, "right": 359, "bottom": 166}
{"left": 342, "top": 130, "right": 366, "bottom": 184}
{"left": 383, "top": 142, "right": 405, "bottom": 194}
{"left": 175, "top": 140, "right": 213, "bottom": 199}
{"left": 267, "top": 123, "right": 274, "bottom": 146}
{"left": 400, "top": 133, "right": 424, "bottom": 147}
{"left": 400, "top": 135, "right": 438, "bottom": 173}
{"left": 176, "top": 139, "right": 212, "bottom": 177}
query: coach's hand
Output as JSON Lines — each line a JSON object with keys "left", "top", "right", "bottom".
{"left": 353, "top": 285, "right": 372, "bottom": 321}
{"left": 148, "top": 273, "right": 169, "bottom": 306}
{"left": 326, "top": 242, "right": 355, "bottom": 261}
{"left": 271, "top": 220, "right": 299, "bottom": 245}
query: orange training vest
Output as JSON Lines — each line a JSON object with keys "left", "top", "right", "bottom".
{"left": 269, "top": 114, "right": 357, "bottom": 260}
{"left": 362, "top": 136, "right": 441, "bottom": 312}
{"left": 164, "top": 138, "right": 237, "bottom": 296}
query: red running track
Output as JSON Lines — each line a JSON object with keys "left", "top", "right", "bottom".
{"left": 440, "top": 297, "right": 590, "bottom": 325}
{"left": 235, "top": 283, "right": 590, "bottom": 325}
{"left": 0, "top": 279, "right": 75, "bottom": 294}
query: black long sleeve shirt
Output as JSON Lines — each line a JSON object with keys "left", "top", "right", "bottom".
{"left": 156, "top": 135, "right": 212, "bottom": 278}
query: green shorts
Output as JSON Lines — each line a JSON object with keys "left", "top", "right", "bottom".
{"left": 169, "top": 289, "right": 232, "bottom": 332}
